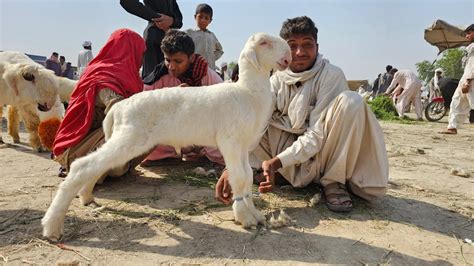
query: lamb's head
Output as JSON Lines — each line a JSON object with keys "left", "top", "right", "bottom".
{"left": 239, "top": 33, "right": 291, "bottom": 74}
{"left": 3, "top": 63, "right": 59, "bottom": 112}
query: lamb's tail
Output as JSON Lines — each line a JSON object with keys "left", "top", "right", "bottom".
{"left": 103, "top": 109, "right": 114, "bottom": 141}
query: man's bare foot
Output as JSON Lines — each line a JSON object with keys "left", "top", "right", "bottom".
{"left": 439, "top": 128, "right": 457, "bottom": 135}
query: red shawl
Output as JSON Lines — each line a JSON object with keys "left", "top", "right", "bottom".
{"left": 53, "top": 29, "right": 146, "bottom": 156}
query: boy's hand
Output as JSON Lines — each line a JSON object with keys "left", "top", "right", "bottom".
{"left": 152, "top": 14, "right": 174, "bottom": 31}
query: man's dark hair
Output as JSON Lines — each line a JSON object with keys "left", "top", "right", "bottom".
{"left": 465, "top": 24, "right": 474, "bottom": 33}
{"left": 161, "top": 29, "right": 195, "bottom": 56}
{"left": 386, "top": 65, "right": 393, "bottom": 72}
{"left": 195, "top": 3, "right": 213, "bottom": 18}
{"left": 60, "top": 55, "right": 65, "bottom": 60}
{"left": 52, "top": 52, "right": 59, "bottom": 57}
{"left": 279, "top": 16, "right": 318, "bottom": 42}
{"left": 389, "top": 68, "right": 398, "bottom": 75}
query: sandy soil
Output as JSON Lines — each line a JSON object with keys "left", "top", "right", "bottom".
{"left": 0, "top": 112, "right": 473, "bottom": 265}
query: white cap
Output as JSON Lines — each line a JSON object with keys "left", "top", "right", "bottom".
{"left": 82, "top": 41, "right": 92, "bottom": 47}
{"left": 435, "top": 68, "right": 443, "bottom": 73}
{"left": 220, "top": 62, "right": 227, "bottom": 68}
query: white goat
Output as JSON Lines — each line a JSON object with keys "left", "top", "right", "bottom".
{"left": 0, "top": 52, "right": 77, "bottom": 150}
{"left": 42, "top": 33, "right": 291, "bottom": 240}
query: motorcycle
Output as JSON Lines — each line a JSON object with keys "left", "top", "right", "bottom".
{"left": 424, "top": 78, "right": 458, "bottom": 122}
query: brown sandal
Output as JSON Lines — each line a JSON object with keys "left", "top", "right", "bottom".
{"left": 323, "top": 182, "right": 353, "bottom": 213}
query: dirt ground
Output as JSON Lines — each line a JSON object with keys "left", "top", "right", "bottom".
{"left": 0, "top": 112, "right": 473, "bottom": 265}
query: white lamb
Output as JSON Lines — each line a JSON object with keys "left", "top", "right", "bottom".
{"left": 0, "top": 51, "right": 77, "bottom": 151}
{"left": 41, "top": 32, "right": 291, "bottom": 240}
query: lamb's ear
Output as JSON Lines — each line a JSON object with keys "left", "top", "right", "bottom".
{"left": 242, "top": 45, "right": 260, "bottom": 70}
{"left": 3, "top": 65, "right": 20, "bottom": 96}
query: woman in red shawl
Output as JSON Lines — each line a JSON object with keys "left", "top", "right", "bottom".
{"left": 53, "top": 29, "right": 146, "bottom": 177}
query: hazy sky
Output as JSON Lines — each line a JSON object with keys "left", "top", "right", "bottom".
{"left": 1, "top": 0, "right": 473, "bottom": 80}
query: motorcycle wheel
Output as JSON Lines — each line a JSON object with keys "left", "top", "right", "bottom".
{"left": 425, "top": 101, "right": 447, "bottom": 122}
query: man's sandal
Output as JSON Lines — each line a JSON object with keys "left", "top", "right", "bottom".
{"left": 323, "top": 182, "right": 353, "bottom": 213}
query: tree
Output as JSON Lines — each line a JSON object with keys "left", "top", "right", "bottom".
{"left": 436, "top": 48, "right": 464, "bottom": 79}
{"left": 416, "top": 48, "right": 464, "bottom": 83}
{"left": 415, "top": 60, "right": 436, "bottom": 83}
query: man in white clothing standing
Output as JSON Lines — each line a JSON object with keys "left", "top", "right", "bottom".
{"left": 441, "top": 24, "right": 474, "bottom": 134}
{"left": 386, "top": 69, "right": 423, "bottom": 120}
{"left": 77, "top": 41, "right": 94, "bottom": 77}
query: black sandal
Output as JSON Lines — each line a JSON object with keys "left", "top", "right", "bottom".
{"left": 323, "top": 182, "right": 353, "bottom": 213}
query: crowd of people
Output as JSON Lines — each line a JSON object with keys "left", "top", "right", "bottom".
{"left": 46, "top": 0, "right": 472, "bottom": 214}
{"left": 367, "top": 24, "right": 473, "bottom": 130}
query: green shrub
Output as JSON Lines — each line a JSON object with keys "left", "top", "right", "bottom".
{"left": 368, "top": 96, "right": 399, "bottom": 120}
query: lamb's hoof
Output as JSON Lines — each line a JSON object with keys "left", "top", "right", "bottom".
{"left": 33, "top": 146, "right": 47, "bottom": 153}
{"left": 250, "top": 209, "right": 266, "bottom": 225}
{"left": 79, "top": 194, "right": 95, "bottom": 206}
{"left": 41, "top": 216, "right": 64, "bottom": 242}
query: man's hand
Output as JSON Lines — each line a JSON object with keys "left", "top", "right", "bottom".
{"left": 215, "top": 170, "right": 233, "bottom": 205}
{"left": 461, "top": 80, "right": 471, "bottom": 93}
{"left": 152, "top": 14, "right": 174, "bottom": 31}
{"left": 259, "top": 157, "right": 282, "bottom": 193}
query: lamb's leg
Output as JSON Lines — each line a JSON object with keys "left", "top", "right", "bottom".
{"left": 0, "top": 106, "right": 3, "bottom": 144}
{"left": 241, "top": 149, "right": 265, "bottom": 224}
{"left": 219, "top": 141, "right": 259, "bottom": 228}
{"left": 18, "top": 108, "right": 42, "bottom": 151}
{"left": 42, "top": 133, "right": 149, "bottom": 240}
{"left": 7, "top": 106, "right": 20, "bottom": 143}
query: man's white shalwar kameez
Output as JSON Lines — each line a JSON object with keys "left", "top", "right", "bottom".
{"left": 448, "top": 43, "right": 474, "bottom": 129}
{"left": 250, "top": 55, "right": 389, "bottom": 200}
{"left": 77, "top": 49, "right": 94, "bottom": 77}
{"left": 386, "top": 70, "right": 423, "bottom": 119}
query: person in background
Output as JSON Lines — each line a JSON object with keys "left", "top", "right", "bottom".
{"left": 218, "top": 62, "right": 230, "bottom": 81}
{"left": 45, "top": 52, "right": 61, "bottom": 76}
{"left": 429, "top": 68, "right": 443, "bottom": 101}
{"left": 231, "top": 63, "right": 239, "bottom": 82}
{"left": 62, "top": 62, "right": 74, "bottom": 79}
{"left": 185, "top": 3, "right": 224, "bottom": 71}
{"left": 59, "top": 56, "right": 67, "bottom": 76}
{"left": 376, "top": 65, "right": 393, "bottom": 96}
{"left": 120, "top": 0, "right": 183, "bottom": 78}
{"left": 385, "top": 69, "right": 423, "bottom": 120}
{"left": 441, "top": 24, "right": 474, "bottom": 134}
{"left": 77, "top": 41, "right": 94, "bottom": 77}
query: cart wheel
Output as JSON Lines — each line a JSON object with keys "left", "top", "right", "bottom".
{"left": 425, "top": 101, "right": 447, "bottom": 122}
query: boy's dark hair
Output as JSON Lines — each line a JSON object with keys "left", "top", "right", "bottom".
{"left": 389, "top": 68, "right": 398, "bottom": 75}
{"left": 465, "top": 24, "right": 474, "bottom": 33}
{"left": 60, "top": 55, "right": 65, "bottom": 60}
{"left": 195, "top": 3, "right": 213, "bottom": 18}
{"left": 280, "top": 16, "right": 318, "bottom": 42}
{"left": 161, "top": 29, "right": 195, "bottom": 56}
{"left": 52, "top": 52, "right": 59, "bottom": 57}
{"left": 386, "top": 65, "right": 393, "bottom": 72}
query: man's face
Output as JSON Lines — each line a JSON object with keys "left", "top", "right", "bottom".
{"left": 164, "top": 51, "right": 192, "bottom": 77}
{"left": 436, "top": 71, "right": 442, "bottom": 77}
{"left": 60, "top": 57, "right": 65, "bottom": 64}
{"left": 286, "top": 34, "right": 318, "bottom": 73}
{"left": 466, "top": 31, "right": 474, "bottom": 42}
{"left": 195, "top": 12, "right": 212, "bottom": 30}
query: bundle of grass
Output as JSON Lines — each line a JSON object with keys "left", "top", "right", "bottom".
{"left": 368, "top": 95, "right": 399, "bottom": 120}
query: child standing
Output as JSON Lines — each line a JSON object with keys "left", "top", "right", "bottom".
{"left": 185, "top": 3, "right": 223, "bottom": 71}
